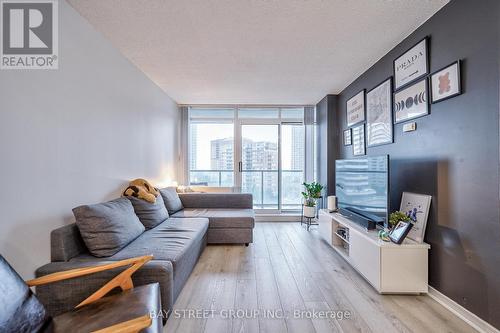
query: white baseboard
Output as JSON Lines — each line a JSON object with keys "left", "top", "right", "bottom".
{"left": 428, "top": 286, "right": 499, "bottom": 333}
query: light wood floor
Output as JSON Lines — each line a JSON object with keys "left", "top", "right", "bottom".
{"left": 165, "top": 222, "right": 476, "bottom": 333}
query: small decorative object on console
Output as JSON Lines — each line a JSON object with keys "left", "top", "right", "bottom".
{"left": 389, "top": 221, "right": 413, "bottom": 244}
{"left": 389, "top": 211, "right": 411, "bottom": 228}
{"left": 327, "top": 196, "right": 338, "bottom": 212}
{"left": 336, "top": 227, "right": 349, "bottom": 241}
{"left": 378, "top": 229, "right": 391, "bottom": 242}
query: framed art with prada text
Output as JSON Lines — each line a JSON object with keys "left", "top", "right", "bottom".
{"left": 394, "top": 37, "right": 429, "bottom": 90}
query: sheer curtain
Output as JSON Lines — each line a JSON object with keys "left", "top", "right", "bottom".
{"left": 304, "top": 106, "right": 316, "bottom": 184}
{"left": 178, "top": 106, "right": 189, "bottom": 185}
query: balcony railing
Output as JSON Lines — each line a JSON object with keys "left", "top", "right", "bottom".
{"left": 189, "top": 169, "right": 304, "bottom": 210}
{"left": 189, "top": 170, "right": 233, "bottom": 187}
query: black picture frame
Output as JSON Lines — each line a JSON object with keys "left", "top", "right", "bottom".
{"left": 389, "top": 221, "right": 413, "bottom": 244}
{"left": 393, "top": 36, "right": 429, "bottom": 91}
{"left": 430, "top": 60, "right": 462, "bottom": 104}
{"left": 343, "top": 129, "right": 352, "bottom": 146}
{"left": 366, "top": 77, "right": 393, "bottom": 147}
{"left": 346, "top": 89, "right": 366, "bottom": 127}
{"left": 393, "top": 78, "right": 429, "bottom": 124}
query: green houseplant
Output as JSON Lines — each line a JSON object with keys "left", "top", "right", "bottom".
{"left": 389, "top": 211, "right": 411, "bottom": 228}
{"left": 301, "top": 182, "right": 324, "bottom": 217}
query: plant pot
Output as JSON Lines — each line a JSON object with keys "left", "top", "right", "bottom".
{"left": 303, "top": 206, "right": 316, "bottom": 218}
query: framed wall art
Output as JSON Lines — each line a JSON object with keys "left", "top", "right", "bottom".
{"left": 366, "top": 77, "right": 393, "bottom": 147}
{"left": 394, "top": 37, "right": 429, "bottom": 90}
{"left": 346, "top": 90, "right": 365, "bottom": 127}
{"left": 430, "top": 60, "right": 462, "bottom": 103}
{"left": 343, "top": 129, "right": 352, "bottom": 146}
{"left": 394, "top": 78, "right": 429, "bottom": 124}
{"left": 400, "top": 192, "right": 432, "bottom": 243}
{"left": 352, "top": 124, "right": 365, "bottom": 156}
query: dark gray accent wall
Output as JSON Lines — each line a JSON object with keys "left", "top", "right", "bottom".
{"left": 316, "top": 95, "right": 337, "bottom": 196}
{"left": 317, "top": 0, "right": 500, "bottom": 328}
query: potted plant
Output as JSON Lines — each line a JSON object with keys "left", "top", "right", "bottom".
{"left": 388, "top": 211, "right": 411, "bottom": 228}
{"left": 377, "top": 211, "right": 411, "bottom": 241}
{"left": 301, "top": 182, "right": 324, "bottom": 218}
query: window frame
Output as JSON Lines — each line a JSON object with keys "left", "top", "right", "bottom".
{"left": 186, "top": 105, "right": 313, "bottom": 212}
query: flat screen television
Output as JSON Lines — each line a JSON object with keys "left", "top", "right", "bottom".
{"left": 335, "top": 155, "right": 389, "bottom": 227}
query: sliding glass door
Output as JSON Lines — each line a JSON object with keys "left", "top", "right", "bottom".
{"left": 281, "top": 123, "right": 304, "bottom": 210}
{"left": 240, "top": 124, "right": 280, "bottom": 211}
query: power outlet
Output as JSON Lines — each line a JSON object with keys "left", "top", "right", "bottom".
{"left": 403, "top": 122, "right": 417, "bottom": 132}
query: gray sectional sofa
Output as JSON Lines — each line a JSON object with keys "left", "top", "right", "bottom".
{"left": 35, "top": 191, "right": 254, "bottom": 320}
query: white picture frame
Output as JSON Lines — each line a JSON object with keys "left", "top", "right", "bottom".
{"left": 366, "top": 77, "right": 393, "bottom": 147}
{"left": 352, "top": 124, "right": 365, "bottom": 156}
{"left": 346, "top": 90, "right": 365, "bottom": 127}
{"left": 343, "top": 128, "right": 352, "bottom": 146}
{"left": 394, "top": 37, "right": 429, "bottom": 90}
{"left": 399, "top": 192, "right": 432, "bottom": 243}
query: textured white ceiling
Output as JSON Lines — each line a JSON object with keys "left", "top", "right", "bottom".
{"left": 68, "top": 0, "right": 448, "bottom": 105}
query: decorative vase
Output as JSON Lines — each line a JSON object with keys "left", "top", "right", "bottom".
{"left": 303, "top": 205, "right": 316, "bottom": 218}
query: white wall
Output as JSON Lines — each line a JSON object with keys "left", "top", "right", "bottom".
{"left": 0, "top": 0, "right": 180, "bottom": 278}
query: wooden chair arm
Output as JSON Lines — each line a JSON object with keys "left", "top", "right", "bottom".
{"left": 26, "top": 255, "right": 153, "bottom": 287}
{"left": 26, "top": 255, "right": 153, "bottom": 308}
{"left": 91, "top": 314, "right": 152, "bottom": 333}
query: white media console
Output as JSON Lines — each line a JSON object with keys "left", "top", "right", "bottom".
{"left": 318, "top": 209, "right": 430, "bottom": 294}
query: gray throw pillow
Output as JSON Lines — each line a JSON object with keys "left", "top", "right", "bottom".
{"left": 159, "top": 187, "right": 184, "bottom": 214}
{"left": 127, "top": 194, "right": 169, "bottom": 229}
{"left": 73, "top": 197, "right": 145, "bottom": 257}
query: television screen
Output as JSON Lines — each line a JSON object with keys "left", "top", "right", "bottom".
{"left": 335, "top": 155, "right": 389, "bottom": 225}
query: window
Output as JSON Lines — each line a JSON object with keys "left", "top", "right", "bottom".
{"left": 238, "top": 108, "right": 279, "bottom": 118}
{"left": 188, "top": 108, "right": 235, "bottom": 187}
{"left": 189, "top": 108, "right": 234, "bottom": 119}
{"left": 281, "top": 107, "right": 304, "bottom": 119}
{"left": 186, "top": 106, "right": 310, "bottom": 212}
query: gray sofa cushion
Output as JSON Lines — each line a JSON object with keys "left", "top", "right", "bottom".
{"left": 171, "top": 208, "right": 255, "bottom": 229}
{"left": 127, "top": 195, "right": 169, "bottom": 229}
{"left": 73, "top": 198, "right": 145, "bottom": 257}
{"left": 72, "top": 218, "right": 209, "bottom": 300}
{"left": 159, "top": 187, "right": 184, "bottom": 214}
